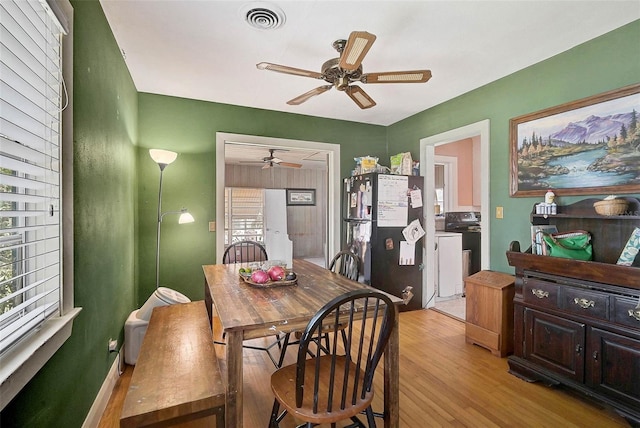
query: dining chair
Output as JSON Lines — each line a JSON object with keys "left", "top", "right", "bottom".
{"left": 206, "top": 240, "right": 269, "bottom": 322}
{"left": 222, "top": 240, "right": 268, "bottom": 264}
{"left": 328, "top": 250, "right": 360, "bottom": 281}
{"left": 269, "top": 289, "right": 397, "bottom": 428}
{"left": 276, "top": 250, "right": 360, "bottom": 368}
{"left": 217, "top": 240, "right": 288, "bottom": 367}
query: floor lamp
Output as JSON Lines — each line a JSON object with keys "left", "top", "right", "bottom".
{"left": 149, "top": 149, "right": 194, "bottom": 290}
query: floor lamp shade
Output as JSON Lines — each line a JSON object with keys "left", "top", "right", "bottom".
{"left": 149, "top": 149, "right": 177, "bottom": 167}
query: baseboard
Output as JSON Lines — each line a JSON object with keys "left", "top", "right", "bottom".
{"left": 82, "top": 350, "right": 123, "bottom": 428}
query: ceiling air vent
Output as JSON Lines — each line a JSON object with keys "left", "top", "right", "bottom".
{"left": 241, "top": 2, "right": 285, "bottom": 30}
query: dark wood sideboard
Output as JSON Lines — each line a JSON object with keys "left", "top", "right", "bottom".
{"left": 506, "top": 197, "right": 640, "bottom": 426}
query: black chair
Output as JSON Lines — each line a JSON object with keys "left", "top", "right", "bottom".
{"left": 218, "top": 240, "right": 288, "bottom": 367}
{"left": 206, "top": 240, "right": 269, "bottom": 324}
{"left": 277, "top": 251, "right": 360, "bottom": 367}
{"left": 269, "top": 289, "right": 397, "bottom": 427}
{"left": 328, "top": 250, "right": 360, "bottom": 281}
{"left": 222, "top": 240, "right": 268, "bottom": 264}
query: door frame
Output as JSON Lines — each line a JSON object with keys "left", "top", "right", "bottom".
{"left": 419, "top": 119, "right": 490, "bottom": 308}
{"left": 215, "top": 132, "right": 341, "bottom": 264}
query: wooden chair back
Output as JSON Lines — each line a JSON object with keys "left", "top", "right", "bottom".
{"left": 328, "top": 250, "right": 360, "bottom": 281}
{"left": 270, "top": 289, "right": 396, "bottom": 426}
{"left": 222, "top": 240, "right": 268, "bottom": 264}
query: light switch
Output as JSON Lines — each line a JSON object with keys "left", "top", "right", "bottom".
{"left": 496, "top": 206, "right": 504, "bottom": 219}
{"left": 209, "top": 221, "right": 216, "bottom": 232}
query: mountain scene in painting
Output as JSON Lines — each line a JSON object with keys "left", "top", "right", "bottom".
{"left": 517, "top": 102, "right": 640, "bottom": 192}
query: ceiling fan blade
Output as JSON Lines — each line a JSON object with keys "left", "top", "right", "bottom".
{"left": 262, "top": 162, "right": 272, "bottom": 169}
{"left": 361, "top": 70, "right": 432, "bottom": 84}
{"left": 338, "top": 31, "right": 376, "bottom": 71}
{"left": 257, "top": 62, "right": 323, "bottom": 79}
{"left": 346, "top": 86, "right": 376, "bottom": 109}
{"left": 287, "top": 85, "right": 333, "bottom": 105}
{"left": 278, "top": 161, "right": 303, "bottom": 168}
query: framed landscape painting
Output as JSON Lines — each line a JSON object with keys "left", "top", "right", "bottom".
{"left": 286, "top": 188, "right": 316, "bottom": 206}
{"left": 510, "top": 83, "right": 640, "bottom": 197}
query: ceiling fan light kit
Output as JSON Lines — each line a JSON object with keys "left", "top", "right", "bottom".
{"left": 257, "top": 30, "right": 431, "bottom": 109}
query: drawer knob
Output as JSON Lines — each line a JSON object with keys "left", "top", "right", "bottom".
{"left": 531, "top": 289, "right": 549, "bottom": 299}
{"left": 629, "top": 308, "right": 640, "bottom": 321}
{"left": 573, "top": 298, "right": 595, "bottom": 309}
{"left": 575, "top": 344, "right": 582, "bottom": 355}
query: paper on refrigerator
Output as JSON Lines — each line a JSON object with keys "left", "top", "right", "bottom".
{"left": 402, "top": 219, "right": 425, "bottom": 244}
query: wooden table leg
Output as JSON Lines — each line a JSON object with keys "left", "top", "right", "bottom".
{"left": 384, "top": 317, "right": 399, "bottom": 428}
{"left": 226, "top": 330, "right": 243, "bottom": 427}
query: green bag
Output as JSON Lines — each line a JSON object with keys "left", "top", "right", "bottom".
{"left": 542, "top": 230, "right": 593, "bottom": 261}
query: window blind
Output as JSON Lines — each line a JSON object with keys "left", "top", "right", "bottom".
{"left": 224, "top": 188, "right": 265, "bottom": 245}
{"left": 0, "top": 0, "right": 65, "bottom": 354}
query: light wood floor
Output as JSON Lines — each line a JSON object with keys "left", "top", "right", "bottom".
{"left": 99, "top": 309, "right": 629, "bottom": 427}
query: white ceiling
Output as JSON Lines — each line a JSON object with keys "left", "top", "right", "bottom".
{"left": 100, "top": 1, "right": 639, "bottom": 127}
{"left": 223, "top": 143, "right": 329, "bottom": 169}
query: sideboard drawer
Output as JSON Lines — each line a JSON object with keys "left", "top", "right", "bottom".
{"left": 523, "top": 278, "right": 559, "bottom": 310}
{"left": 612, "top": 296, "right": 640, "bottom": 330}
{"left": 562, "top": 286, "right": 609, "bottom": 322}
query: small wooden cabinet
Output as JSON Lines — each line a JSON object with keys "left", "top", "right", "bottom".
{"left": 465, "top": 270, "right": 515, "bottom": 357}
{"left": 507, "top": 197, "right": 640, "bottom": 425}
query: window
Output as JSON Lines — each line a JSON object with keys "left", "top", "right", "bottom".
{"left": 0, "top": 0, "right": 78, "bottom": 409}
{"left": 224, "top": 188, "right": 264, "bottom": 245}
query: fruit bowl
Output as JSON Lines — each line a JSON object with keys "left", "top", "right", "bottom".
{"left": 238, "top": 268, "right": 297, "bottom": 288}
{"left": 240, "top": 275, "right": 297, "bottom": 288}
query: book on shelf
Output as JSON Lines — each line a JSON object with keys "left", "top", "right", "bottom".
{"left": 531, "top": 225, "right": 558, "bottom": 255}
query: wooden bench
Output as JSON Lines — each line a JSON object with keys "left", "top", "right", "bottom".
{"left": 120, "top": 301, "right": 225, "bottom": 427}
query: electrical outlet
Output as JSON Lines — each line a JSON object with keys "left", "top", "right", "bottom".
{"left": 108, "top": 338, "right": 118, "bottom": 352}
{"left": 496, "top": 206, "right": 504, "bottom": 219}
{"left": 209, "top": 221, "right": 216, "bottom": 232}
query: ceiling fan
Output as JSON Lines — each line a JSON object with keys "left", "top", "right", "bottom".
{"left": 256, "top": 31, "right": 432, "bottom": 109}
{"left": 240, "top": 148, "right": 303, "bottom": 169}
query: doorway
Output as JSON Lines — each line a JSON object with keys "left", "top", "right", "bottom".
{"left": 419, "top": 120, "right": 491, "bottom": 317}
{"left": 215, "top": 133, "right": 341, "bottom": 265}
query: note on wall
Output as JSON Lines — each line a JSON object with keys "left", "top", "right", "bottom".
{"left": 377, "top": 175, "right": 409, "bottom": 227}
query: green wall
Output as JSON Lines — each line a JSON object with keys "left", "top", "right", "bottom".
{"left": 1, "top": 1, "right": 139, "bottom": 427}
{"left": 388, "top": 19, "right": 640, "bottom": 273}
{"left": 1, "top": 2, "right": 638, "bottom": 426}
{"left": 136, "top": 95, "right": 387, "bottom": 303}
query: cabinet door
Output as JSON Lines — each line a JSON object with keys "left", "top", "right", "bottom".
{"left": 588, "top": 327, "right": 640, "bottom": 408}
{"left": 524, "top": 308, "right": 585, "bottom": 382}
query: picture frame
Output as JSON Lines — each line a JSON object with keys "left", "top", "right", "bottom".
{"left": 286, "top": 188, "right": 316, "bottom": 206}
{"left": 509, "top": 83, "right": 640, "bottom": 197}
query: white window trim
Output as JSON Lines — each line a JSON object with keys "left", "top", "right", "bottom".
{"left": 0, "top": 0, "right": 80, "bottom": 410}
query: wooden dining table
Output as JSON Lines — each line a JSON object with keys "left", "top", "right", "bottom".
{"left": 203, "top": 258, "right": 402, "bottom": 428}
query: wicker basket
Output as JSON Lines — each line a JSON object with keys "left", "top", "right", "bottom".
{"left": 593, "top": 199, "right": 628, "bottom": 216}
